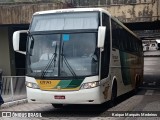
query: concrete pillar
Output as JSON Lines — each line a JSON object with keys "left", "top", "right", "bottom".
{"left": 158, "top": 0, "right": 160, "bottom": 20}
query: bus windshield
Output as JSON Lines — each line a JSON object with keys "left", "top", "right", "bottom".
{"left": 26, "top": 32, "right": 99, "bottom": 78}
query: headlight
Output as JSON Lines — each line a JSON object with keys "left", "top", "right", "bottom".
{"left": 81, "top": 81, "right": 99, "bottom": 89}
{"left": 26, "top": 82, "right": 40, "bottom": 89}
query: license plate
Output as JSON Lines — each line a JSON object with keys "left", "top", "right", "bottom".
{"left": 54, "top": 95, "right": 65, "bottom": 99}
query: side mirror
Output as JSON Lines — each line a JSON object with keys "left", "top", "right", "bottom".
{"left": 13, "top": 30, "right": 28, "bottom": 55}
{"left": 97, "top": 26, "right": 106, "bottom": 48}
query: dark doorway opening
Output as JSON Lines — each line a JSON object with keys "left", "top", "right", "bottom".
{"left": 8, "top": 24, "right": 29, "bottom": 76}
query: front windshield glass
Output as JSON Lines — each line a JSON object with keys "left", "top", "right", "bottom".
{"left": 27, "top": 33, "right": 99, "bottom": 78}
{"left": 27, "top": 34, "right": 60, "bottom": 77}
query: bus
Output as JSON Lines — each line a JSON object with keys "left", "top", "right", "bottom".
{"left": 156, "top": 39, "right": 160, "bottom": 50}
{"left": 12, "top": 8, "right": 143, "bottom": 108}
{"left": 142, "top": 43, "right": 149, "bottom": 51}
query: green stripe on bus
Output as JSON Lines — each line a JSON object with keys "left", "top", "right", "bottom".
{"left": 54, "top": 79, "right": 83, "bottom": 89}
{"left": 66, "top": 79, "right": 83, "bottom": 88}
{"left": 55, "top": 80, "right": 72, "bottom": 89}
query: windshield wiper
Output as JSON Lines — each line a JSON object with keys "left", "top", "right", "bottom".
{"left": 61, "top": 42, "right": 77, "bottom": 78}
{"left": 41, "top": 43, "right": 58, "bottom": 78}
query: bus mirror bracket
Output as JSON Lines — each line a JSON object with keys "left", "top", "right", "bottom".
{"left": 97, "top": 26, "right": 106, "bottom": 49}
{"left": 13, "top": 30, "right": 28, "bottom": 55}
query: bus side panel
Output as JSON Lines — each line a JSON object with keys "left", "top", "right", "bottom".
{"left": 119, "top": 51, "right": 138, "bottom": 90}
{"left": 110, "top": 24, "right": 143, "bottom": 96}
{"left": 110, "top": 48, "right": 142, "bottom": 97}
{"left": 119, "top": 51, "right": 143, "bottom": 92}
{"left": 110, "top": 48, "right": 128, "bottom": 97}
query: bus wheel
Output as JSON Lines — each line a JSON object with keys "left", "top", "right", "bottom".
{"left": 52, "top": 104, "right": 63, "bottom": 108}
{"left": 109, "top": 82, "right": 117, "bottom": 107}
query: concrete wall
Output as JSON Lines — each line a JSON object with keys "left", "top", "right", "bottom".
{"left": 158, "top": 0, "right": 160, "bottom": 20}
{"left": 71, "top": 0, "right": 160, "bottom": 23}
{"left": 0, "top": 1, "right": 159, "bottom": 24}
{"left": 0, "top": 27, "right": 11, "bottom": 75}
{"left": 0, "top": 2, "right": 68, "bottom": 24}
{"left": 103, "top": 1, "right": 159, "bottom": 23}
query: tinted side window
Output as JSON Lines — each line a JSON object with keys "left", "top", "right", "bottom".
{"left": 112, "top": 20, "right": 119, "bottom": 48}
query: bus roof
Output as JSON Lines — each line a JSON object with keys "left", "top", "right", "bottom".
{"left": 34, "top": 8, "right": 111, "bottom": 16}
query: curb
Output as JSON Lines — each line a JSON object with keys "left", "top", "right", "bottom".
{"left": 0, "top": 99, "right": 28, "bottom": 109}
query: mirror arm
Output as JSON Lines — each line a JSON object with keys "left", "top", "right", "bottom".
{"left": 100, "top": 48, "right": 104, "bottom": 52}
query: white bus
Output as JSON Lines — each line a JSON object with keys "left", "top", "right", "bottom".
{"left": 13, "top": 8, "right": 143, "bottom": 108}
{"left": 156, "top": 39, "right": 160, "bottom": 50}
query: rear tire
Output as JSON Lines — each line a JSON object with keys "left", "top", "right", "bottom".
{"left": 134, "top": 75, "right": 140, "bottom": 94}
{"left": 52, "top": 104, "right": 63, "bottom": 108}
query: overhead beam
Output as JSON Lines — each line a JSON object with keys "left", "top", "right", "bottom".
{"left": 124, "top": 21, "right": 160, "bottom": 30}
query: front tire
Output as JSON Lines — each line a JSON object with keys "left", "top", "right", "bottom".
{"left": 109, "top": 82, "right": 117, "bottom": 107}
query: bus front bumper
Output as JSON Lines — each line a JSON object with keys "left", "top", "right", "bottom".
{"left": 27, "top": 87, "right": 104, "bottom": 104}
